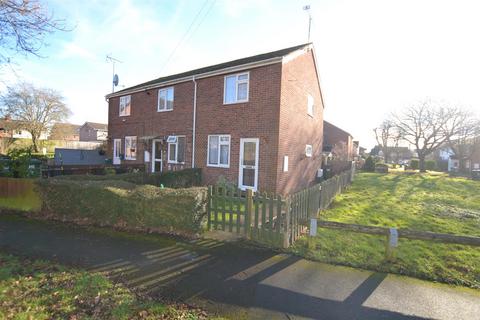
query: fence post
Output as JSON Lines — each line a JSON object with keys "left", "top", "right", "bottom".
{"left": 246, "top": 189, "right": 253, "bottom": 238}
{"left": 385, "top": 228, "right": 398, "bottom": 261}
{"left": 283, "top": 196, "right": 291, "bottom": 248}
{"left": 207, "top": 186, "right": 212, "bottom": 230}
{"left": 307, "top": 218, "right": 317, "bottom": 249}
{"left": 351, "top": 161, "right": 355, "bottom": 182}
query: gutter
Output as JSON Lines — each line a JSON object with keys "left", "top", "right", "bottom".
{"left": 192, "top": 76, "right": 197, "bottom": 168}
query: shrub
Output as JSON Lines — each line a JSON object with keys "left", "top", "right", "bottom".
{"left": 374, "top": 163, "right": 389, "bottom": 173}
{"left": 215, "top": 175, "right": 236, "bottom": 189}
{"left": 8, "top": 147, "right": 33, "bottom": 178}
{"left": 56, "top": 168, "right": 202, "bottom": 189}
{"left": 35, "top": 179, "right": 208, "bottom": 235}
{"left": 425, "top": 160, "right": 436, "bottom": 171}
{"left": 410, "top": 159, "right": 419, "bottom": 170}
{"left": 363, "top": 156, "right": 376, "bottom": 172}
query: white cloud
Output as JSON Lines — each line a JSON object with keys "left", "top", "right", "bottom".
{"left": 58, "top": 42, "right": 96, "bottom": 60}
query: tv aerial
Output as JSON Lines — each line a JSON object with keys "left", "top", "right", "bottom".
{"left": 106, "top": 54, "right": 122, "bottom": 93}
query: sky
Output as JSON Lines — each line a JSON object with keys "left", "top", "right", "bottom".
{"left": 2, "top": 0, "right": 480, "bottom": 149}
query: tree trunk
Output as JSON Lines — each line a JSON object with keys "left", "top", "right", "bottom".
{"left": 419, "top": 155, "right": 426, "bottom": 172}
{"left": 31, "top": 135, "right": 39, "bottom": 153}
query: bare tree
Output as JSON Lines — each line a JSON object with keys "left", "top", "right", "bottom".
{"left": 446, "top": 118, "right": 480, "bottom": 172}
{"left": 373, "top": 120, "right": 402, "bottom": 163}
{"left": 392, "top": 100, "right": 470, "bottom": 172}
{"left": 0, "top": 82, "right": 71, "bottom": 152}
{"left": 0, "top": 0, "right": 68, "bottom": 65}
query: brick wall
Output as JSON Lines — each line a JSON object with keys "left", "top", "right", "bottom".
{"left": 194, "top": 63, "right": 282, "bottom": 192}
{"left": 276, "top": 49, "right": 324, "bottom": 195}
{"left": 79, "top": 125, "right": 98, "bottom": 141}
{"left": 107, "top": 49, "right": 324, "bottom": 195}
{"left": 323, "top": 121, "right": 354, "bottom": 161}
{"left": 108, "top": 64, "right": 282, "bottom": 190}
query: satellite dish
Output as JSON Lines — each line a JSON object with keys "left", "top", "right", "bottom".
{"left": 113, "top": 74, "right": 119, "bottom": 86}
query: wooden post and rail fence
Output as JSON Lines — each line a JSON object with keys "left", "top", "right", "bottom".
{"left": 207, "top": 163, "right": 480, "bottom": 255}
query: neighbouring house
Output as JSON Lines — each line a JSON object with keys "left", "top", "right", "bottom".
{"left": 353, "top": 141, "right": 359, "bottom": 158}
{"left": 436, "top": 141, "right": 480, "bottom": 173}
{"left": 79, "top": 122, "right": 108, "bottom": 141}
{"left": 322, "top": 120, "right": 354, "bottom": 161}
{"left": 0, "top": 117, "right": 49, "bottom": 140}
{"left": 49, "top": 123, "right": 81, "bottom": 141}
{"left": 359, "top": 146, "right": 367, "bottom": 157}
{"left": 321, "top": 120, "right": 354, "bottom": 177}
{"left": 105, "top": 43, "right": 324, "bottom": 194}
{"left": 382, "top": 146, "right": 413, "bottom": 164}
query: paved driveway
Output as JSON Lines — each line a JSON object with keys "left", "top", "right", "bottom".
{"left": 0, "top": 214, "right": 478, "bottom": 320}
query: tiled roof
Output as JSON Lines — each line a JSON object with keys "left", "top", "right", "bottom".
{"left": 83, "top": 122, "right": 108, "bottom": 131}
{"left": 113, "top": 43, "right": 311, "bottom": 95}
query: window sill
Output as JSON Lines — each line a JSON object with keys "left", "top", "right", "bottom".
{"left": 207, "top": 164, "right": 230, "bottom": 168}
{"left": 119, "top": 114, "right": 130, "bottom": 117}
{"left": 223, "top": 99, "right": 249, "bottom": 105}
{"left": 157, "top": 109, "right": 174, "bottom": 113}
{"left": 125, "top": 157, "right": 136, "bottom": 161}
{"left": 168, "top": 161, "right": 185, "bottom": 165}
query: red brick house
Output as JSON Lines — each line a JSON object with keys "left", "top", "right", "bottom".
{"left": 322, "top": 120, "right": 354, "bottom": 161}
{"left": 106, "top": 43, "right": 324, "bottom": 195}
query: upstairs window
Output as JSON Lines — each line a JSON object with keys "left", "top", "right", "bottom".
{"left": 168, "top": 135, "right": 186, "bottom": 163}
{"left": 158, "top": 87, "right": 174, "bottom": 112}
{"left": 307, "top": 94, "right": 314, "bottom": 117}
{"left": 119, "top": 95, "right": 131, "bottom": 116}
{"left": 224, "top": 72, "right": 249, "bottom": 104}
{"left": 125, "top": 136, "right": 137, "bottom": 160}
{"left": 208, "top": 135, "right": 230, "bottom": 167}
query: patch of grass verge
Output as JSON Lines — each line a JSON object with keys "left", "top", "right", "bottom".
{"left": 291, "top": 172, "right": 480, "bottom": 289}
{"left": 0, "top": 252, "right": 213, "bottom": 319}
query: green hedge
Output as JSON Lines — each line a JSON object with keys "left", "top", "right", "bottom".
{"left": 425, "top": 160, "right": 436, "bottom": 171}
{"left": 410, "top": 159, "right": 419, "bottom": 170}
{"left": 35, "top": 179, "right": 207, "bottom": 236}
{"left": 55, "top": 168, "right": 202, "bottom": 189}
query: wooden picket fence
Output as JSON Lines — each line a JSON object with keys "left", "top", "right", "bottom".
{"left": 207, "top": 166, "right": 355, "bottom": 248}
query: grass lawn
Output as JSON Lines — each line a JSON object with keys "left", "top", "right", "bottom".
{"left": 0, "top": 252, "right": 218, "bottom": 319}
{"left": 291, "top": 172, "right": 480, "bottom": 289}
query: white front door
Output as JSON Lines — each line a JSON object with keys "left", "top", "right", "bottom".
{"left": 152, "top": 139, "right": 163, "bottom": 173}
{"left": 113, "top": 139, "right": 121, "bottom": 165}
{"left": 239, "top": 138, "right": 259, "bottom": 191}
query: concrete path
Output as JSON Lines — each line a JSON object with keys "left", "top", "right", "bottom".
{"left": 0, "top": 214, "right": 479, "bottom": 320}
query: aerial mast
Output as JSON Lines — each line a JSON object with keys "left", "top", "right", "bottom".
{"left": 106, "top": 54, "right": 122, "bottom": 93}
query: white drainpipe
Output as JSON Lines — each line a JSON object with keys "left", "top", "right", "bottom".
{"left": 192, "top": 76, "right": 197, "bottom": 168}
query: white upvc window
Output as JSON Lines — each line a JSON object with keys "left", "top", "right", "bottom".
{"left": 119, "top": 95, "right": 131, "bottom": 116}
{"left": 305, "top": 144, "right": 313, "bottom": 157}
{"left": 307, "top": 94, "right": 314, "bottom": 117}
{"left": 158, "top": 87, "right": 174, "bottom": 112}
{"left": 207, "top": 135, "right": 231, "bottom": 168}
{"left": 224, "top": 72, "right": 249, "bottom": 104}
{"left": 168, "top": 135, "right": 186, "bottom": 164}
{"left": 125, "top": 136, "right": 137, "bottom": 160}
